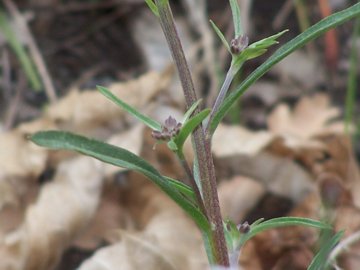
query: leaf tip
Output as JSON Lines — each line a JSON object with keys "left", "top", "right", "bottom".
{"left": 96, "top": 85, "right": 106, "bottom": 92}
{"left": 26, "top": 133, "right": 34, "bottom": 142}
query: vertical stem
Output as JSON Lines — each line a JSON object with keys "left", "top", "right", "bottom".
{"left": 155, "top": 0, "right": 229, "bottom": 266}
{"left": 345, "top": 18, "right": 359, "bottom": 134}
{"left": 206, "top": 64, "right": 237, "bottom": 135}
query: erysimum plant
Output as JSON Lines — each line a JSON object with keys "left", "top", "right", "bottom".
{"left": 30, "top": 1, "right": 360, "bottom": 269}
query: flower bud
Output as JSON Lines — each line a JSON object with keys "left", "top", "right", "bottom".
{"left": 238, "top": 221, "right": 250, "bottom": 234}
{"left": 230, "top": 35, "right": 249, "bottom": 54}
{"left": 151, "top": 116, "right": 182, "bottom": 141}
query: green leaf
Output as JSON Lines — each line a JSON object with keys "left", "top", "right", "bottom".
{"left": 258, "top": 217, "right": 331, "bottom": 229}
{"left": 97, "top": 86, "right": 162, "bottom": 131}
{"left": 210, "top": 20, "right": 230, "bottom": 53}
{"left": 145, "top": 0, "right": 159, "bottom": 17}
{"left": 251, "top": 218, "right": 265, "bottom": 227}
{"left": 307, "top": 231, "right": 344, "bottom": 270}
{"left": 192, "top": 155, "right": 202, "bottom": 194}
{"left": 248, "top": 30, "right": 288, "bottom": 50}
{"left": 231, "top": 48, "right": 264, "bottom": 70}
{"left": 30, "top": 131, "right": 210, "bottom": 232}
{"left": 167, "top": 140, "right": 178, "bottom": 151}
{"left": 183, "top": 99, "right": 203, "bottom": 123}
{"left": 173, "top": 109, "right": 210, "bottom": 152}
{"left": 210, "top": 3, "right": 360, "bottom": 134}
{"left": 0, "top": 10, "right": 41, "bottom": 91}
{"left": 223, "top": 220, "right": 241, "bottom": 252}
{"left": 239, "top": 48, "right": 267, "bottom": 61}
{"left": 154, "top": 0, "right": 169, "bottom": 8}
{"left": 345, "top": 18, "right": 360, "bottom": 132}
{"left": 239, "top": 217, "right": 332, "bottom": 246}
{"left": 229, "top": 0, "right": 242, "bottom": 37}
{"left": 166, "top": 176, "right": 196, "bottom": 203}
{"left": 231, "top": 30, "right": 287, "bottom": 74}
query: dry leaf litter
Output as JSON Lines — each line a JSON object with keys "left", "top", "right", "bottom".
{"left": 0, "top": 67, "right": 359, "bottom": 270}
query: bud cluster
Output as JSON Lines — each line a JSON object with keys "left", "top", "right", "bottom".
{"left": 152, "top": 116, "right": 182, "bottom": 141}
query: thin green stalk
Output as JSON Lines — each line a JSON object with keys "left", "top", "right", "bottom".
{"left": 345, "top": 18, "right": 359, "bottom": 134}
{"left": 0, "top": 9, "right": 41, "bottom": 91}
{"left": 228, "top": 68, "right": 244, "bottom": 125}
{"left": 206, "top": 64, "right": 237, "bottom": 137}
{"left": 177, "top": 151, "right": 208, "bottom": 219}
{"left": 154, "top": 0, "right": 229, "bottom": 266}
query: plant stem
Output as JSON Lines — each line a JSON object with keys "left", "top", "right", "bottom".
{"left": 206, "top": 64, "right": 237, "bottom": 137}
{"left": 210, "top": 3, "right": 360, "bottom": 135}
{"left": 345, "top": 18, "right": 359, "bottom": 134}
{"left": 155, "top": 0, "right": 229, "bottom": 266}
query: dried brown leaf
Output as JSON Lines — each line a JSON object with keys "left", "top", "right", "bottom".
{"left": 0, "top": 70, "right": 169, "bottom": 212}
{"left": 212, "top": 124, "right": 273, "bottom": 157}
{"left": 73, "top": 184, "right": 130, "bottom": 250}
{"left": 270, "top": 51, "right": 325, "bottom": 89}
{"left": 0, "top": 156, "right": 104, "bottom": 270}
{"left": 78, "top": 174, "right": 207, "bottom": 270}
{"left": 218, "top": 176, "right": 265, "bottom": 224}
{"left": 0, "top": 70, "right": 172, "bottom": 270}
{"left": 267, "top": 94, "right": 344, "bottom": 149}
{"left": 215, "top": 152, "right": 314, "bottom": 202}
{"left": 46, "top": 71, "right": 169, "bottom": 132}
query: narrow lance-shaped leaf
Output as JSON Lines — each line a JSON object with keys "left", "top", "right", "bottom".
{"left": 307, "top": 231, "right": 344, "bottom": 270}
{"left": 144, "top": 0, "right": 159, "bottom": 17}
{"left": 235, "top": 48, "right": 267, "bottom": 63}
{"left": 155, "top": 0, "right": 169, "bottom": 8}
{"left": 223, "top": 218, "right": 332, "bottom": 266}
{"left": 173, "top": 109, "right": 210, "bottom": 152}
{"left": 229, "top": 0, "right": 243, "bottom": 37}
{"left": 210, "top": 3, "right": 360, "bottom": 134}
{"left": 223, "top": 220, "right": 241, "bottom": 252}
{"left": 210, "top": 20, "right": 231, "bottom": 53}
{"left": 182, "top": 99, "right": 203, "bottom": 123}
{"left": 231, "top": 30, "right": 288, "bottom": 69}
{"left": 251, "top": 218, "right": 265, "bottom": 227}
{"left": 345, "top": 18, "right": 360, "bottom": 132}
{"left": 248, "top": 30, "right": 288, "bottom": 50}
{"left": 165, "top": 176, "right": 196, "bottom": 203}
{"left": 192, "top": 155, "right": 202, "bottom": 194}
{"left": 97, "top": 86, "right": 162, "bottom": 131}
{"left": 30, "top": 131, "right": 210, "bottom": 232}
{"left": 238, "top": 217, "right": 332, "bottom": 246}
